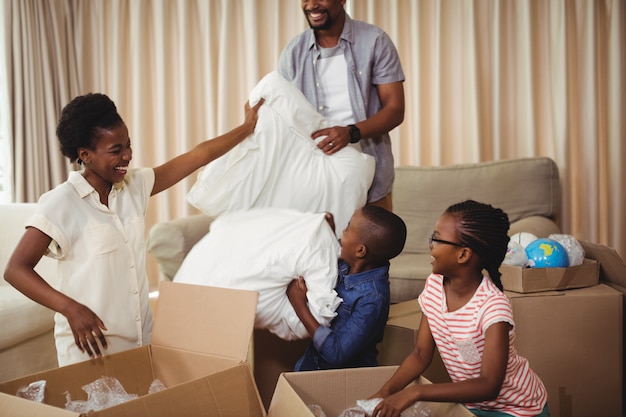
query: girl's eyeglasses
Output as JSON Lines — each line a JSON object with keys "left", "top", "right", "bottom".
{"left": 429, "top": 233, "right": 465, "bottom": 249}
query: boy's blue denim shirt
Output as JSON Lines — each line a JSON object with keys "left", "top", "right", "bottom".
{"left": 295, "top": 259, "right": 391, "bottom": 371}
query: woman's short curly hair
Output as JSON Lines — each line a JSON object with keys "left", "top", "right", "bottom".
{"left": 56, "top": 93, "right": 123, "bottom": 164}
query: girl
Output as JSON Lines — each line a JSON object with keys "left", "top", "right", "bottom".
{"left": 371, "top": 200, "right": 549, "bottom": 417}
{"left": 4, "top": 93, "right": 262, "bottom": 366}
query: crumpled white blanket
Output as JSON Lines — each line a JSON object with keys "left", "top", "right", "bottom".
{"left": 173, "top": 208, "right": 343, "bottom": 341}
{"left": 185, "top": 70, "right": 375, "bottom": 235}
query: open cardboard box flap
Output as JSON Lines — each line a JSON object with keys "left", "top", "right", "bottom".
{"left": 152, "top": 281, "right": 258, "bottom": 362}
{"left": 0, "top": 282, "right": 264, "bottom": 417}
{"left": 580, "top": 240, "right": 626, "bottom": 288}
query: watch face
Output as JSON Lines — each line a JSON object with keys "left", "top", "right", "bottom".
{"left": 349, "top": 125, "right": 361, "bottom": 142}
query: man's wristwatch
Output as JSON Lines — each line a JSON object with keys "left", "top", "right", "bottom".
{"left": 348, "top": 124, "right": 361, "bottom": 143}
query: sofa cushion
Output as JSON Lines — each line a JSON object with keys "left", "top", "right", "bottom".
{"left": 1, "top": 203, "right": 59, "bottom": 349}
{"left": 393, "top": 157, "right": 560, "bottom": 255}
{"left": 509, "top": 216, "right": 561, "bottom": 238}
{"left": 147, "top": 213, "right": 214, "bottom": 281}
{"left": 0, "top": 286, "right": 55, "bottom": 350}
{"left": 389, "top": 253, "right": 432, "bottom": 303}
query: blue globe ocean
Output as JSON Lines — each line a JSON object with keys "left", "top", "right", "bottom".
{"left": 525, "top": 238, "right": 570, "bottom": 268}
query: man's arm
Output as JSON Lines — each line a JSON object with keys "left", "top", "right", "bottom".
{"left": 313, "top": 81, "right": 405, "bottom": 155}
{"left": 359, "top": 81, "right": 405, "bottom": 140}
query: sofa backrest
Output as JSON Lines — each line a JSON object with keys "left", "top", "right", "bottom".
{"left": 393, "top": 157, "right": 560, "bottom": 254}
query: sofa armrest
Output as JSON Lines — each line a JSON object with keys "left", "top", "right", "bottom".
{"left": 147, "top": 214, "right": 214, "bottom": 281}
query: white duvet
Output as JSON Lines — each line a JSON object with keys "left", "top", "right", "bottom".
{"left": 185, "top": 70, "right": 375, "bottom": 234}
{"left": 173, "top": 208, "right": 343, "bottom": 340}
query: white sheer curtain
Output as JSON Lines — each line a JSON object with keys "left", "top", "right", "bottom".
{"left": 3, "top": 0, "right": 624, "bottom": 288}
{"left": 2, "top": 0, "right": 79, "bottom": 202}
{"left": 68, "top": 0, "right": 309, "bottom": 223}
{"left": 357, "top": 0, "right": 625, "bottom": 253}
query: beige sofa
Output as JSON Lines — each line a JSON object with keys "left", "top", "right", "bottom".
{"left": 0, "top": 203, "right": 59, "bottom": 381}
{"left": 147, "top": 157, "right": 561, "bottom": 303}
{"left": 389, "top": 157, "right": 561, "bottom": 302}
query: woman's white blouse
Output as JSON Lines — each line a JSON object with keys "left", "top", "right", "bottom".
{"left": 28, "top": 168, "right": 155, "bottom": 366}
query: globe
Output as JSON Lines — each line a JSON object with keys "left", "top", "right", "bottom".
{"left": 510, "top": 232, "right": 538, "bottom": 248}
{"left": 525, "top": 238, "right": 570, "bottom": 268}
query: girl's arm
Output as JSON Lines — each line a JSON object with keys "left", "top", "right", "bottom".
{"left": 151, "top": 99, "right": 264, "bottom": 196}
{"left": 371, "top": 314, "right": 436, "bottom": 399}
{"left": 373, "top": 321, "right": 510, "bottom": 417}
{"left": 4, "top": 227, "right": 108, "bottom": 358}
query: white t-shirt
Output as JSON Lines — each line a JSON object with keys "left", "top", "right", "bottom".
{"left": 28, "top": 168, "right": 155, "bottom": 366}
{"left": 316, "top": 44, "right": 354, "bottom": 127}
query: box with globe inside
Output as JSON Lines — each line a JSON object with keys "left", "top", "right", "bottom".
{"left": 499, "top": 234, "right": 600, "bottom": 293}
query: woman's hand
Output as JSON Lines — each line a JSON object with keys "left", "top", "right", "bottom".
{"left": 65, "top": 300, "right": 108, "bottom": 358}
{"left": 243, "top": 98, "right": 264, "bottom": 132}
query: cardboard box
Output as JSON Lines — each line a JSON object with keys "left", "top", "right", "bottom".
{"left": 267, "top": 366, "right": 473, "bottom": 417}
{"left": 252, "top": 298, "right": 455, "bottom": 412}
{"left": 252, "top": 329, "right": 309, "bottom": 410}
{"left": 605, "top": 281, "right": 626, "bottom": 417}
{"left": 379, "top": 285, "right": 623, "bottom": 417}
{"left": 377, "top": 299, "right": 450, "bottom": 383}
{"left": 500, "top": 258, "right": 599, "bottom": 293}
{"left": 508, "top": 284, "right": 623, "bottom": 417}
{"left": 0, "top": 282, "right": 266, "bottom": 417}
{"left": 578, "top": 240, "right": 626, "bottom": 416}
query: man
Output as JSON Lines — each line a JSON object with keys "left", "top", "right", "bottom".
{"left": 278, "top": 0, "right": 405, "bottom": 210}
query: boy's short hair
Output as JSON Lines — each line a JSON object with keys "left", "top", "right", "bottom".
{"left": 360, "top": 205, "right": 407, "bottom": 263}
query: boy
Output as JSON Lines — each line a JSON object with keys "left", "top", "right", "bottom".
{"left": 287, "top": 205, "right": 407, "bottom": 371}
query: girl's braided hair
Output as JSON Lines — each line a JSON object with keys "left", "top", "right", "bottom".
{"left": 446, "top": 200, "right": 510, "bottom": 291}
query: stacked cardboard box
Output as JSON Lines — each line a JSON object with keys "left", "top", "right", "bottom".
{"left": 580, "top": 240, "right": 626, "bottom": 417}
{"left": 377, "top": 243, "right": 624, "bottom": 417}
{"left": 0, "top": 282, "right": 266, "bottom": 416}
{"left": 509, "top": 284, "right": 622, "bottom": 417}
